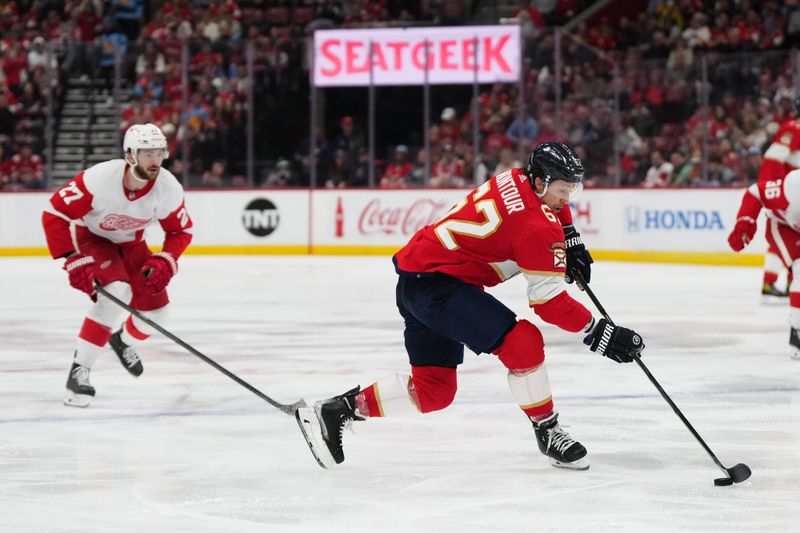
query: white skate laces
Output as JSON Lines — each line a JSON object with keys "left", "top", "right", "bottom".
{"left": 547, "top": 425, "right": 577, "bottom": 454}
{"left": 71, "top": 365, "right": 91, "bottom": 386}
{"left": 121, "top": 347, "right": 140, "bottom": 367}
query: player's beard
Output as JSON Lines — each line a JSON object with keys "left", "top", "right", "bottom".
{"left": 134, "top": 164, "right": 160, "bottom": 181}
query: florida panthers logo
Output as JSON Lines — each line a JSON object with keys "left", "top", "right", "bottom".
{"left": 99, "top": 214, "right": 151, "bottom": 231}
{"left": 550, "top": 241, "right": 567, "bottom": 269}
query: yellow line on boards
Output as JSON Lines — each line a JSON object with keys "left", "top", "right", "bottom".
{"left": 0, "top": 246, "right": 766, "bottom": 266}
{"left": 591, "top": 250, "right": 765, "bottom": 267}
{"left": 0, "top": 248, "right": 50, "bottom": 257}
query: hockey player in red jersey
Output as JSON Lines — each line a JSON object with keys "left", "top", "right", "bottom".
{"left": 296, "top": 142, "right": 645, "bottom": 470}
{"left": 42, "top": 123, "right": 193, "bottom": 407}
{"left": 751, "top": 98, "right": 800, "bottom": 298}
{"left": 728, "top": 165, "right": 800, "bottom": 361}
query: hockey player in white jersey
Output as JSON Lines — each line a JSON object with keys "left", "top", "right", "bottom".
{"left": 728, "top": 168, "right": 800, "bottom": 360}
{"left": 42, "top": 123, "right": 194, "bottom": 406}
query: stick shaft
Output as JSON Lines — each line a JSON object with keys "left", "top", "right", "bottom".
{"left": 575, "top": 271, "right": 728, "bottom": 474}
{"left": 95, "top": 285, "right": 300, "bottom": 415}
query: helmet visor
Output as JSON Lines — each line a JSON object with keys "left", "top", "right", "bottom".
{"left": 568, "top": 181, "right": 583, "bottom": 200}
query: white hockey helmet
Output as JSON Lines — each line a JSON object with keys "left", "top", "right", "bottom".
{"left": 123, "top": 123, "right": 169, "bottom": 167}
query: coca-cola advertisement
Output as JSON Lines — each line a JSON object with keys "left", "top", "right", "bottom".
{"left": 357, "top": 197, "right": 451, "bottom": 236}
{"left": 314, "top": 190, "right": 463, "bottom": 247}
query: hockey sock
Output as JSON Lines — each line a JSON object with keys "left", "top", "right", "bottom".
{"left": 120, "top": 305, "right": 169, "bottom": 345}
{"left": 357, "top": 366, "right": 457, "bottom": 416}
{"left": 357, "top": 374, "right": 418, "bottom": 417}
{"left": 75, "top": 281, "right": 132, "bottom": 367}
{"left": 507, "top": 364, "right": 554, "bottom": 420}
{"left": 764, "top": 251, "right": 781, "bottom": 285}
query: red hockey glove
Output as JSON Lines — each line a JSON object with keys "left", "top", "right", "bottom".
{"left": 140, "top": 252, "right": 177, "bottom": 294}
{"left": 63, "top": 253, "right": 96, "bottom": 297}
{"left": 727, "top": 217, "right": 757, "bottom": 252}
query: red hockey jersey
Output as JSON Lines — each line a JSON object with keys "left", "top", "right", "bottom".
{"left": 758, "top": 119, "right": 800, "bottom": 182}
{"left": 395, "top": 168, "right": 592, "bottom": 333}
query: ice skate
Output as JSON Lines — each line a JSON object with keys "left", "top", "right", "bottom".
{"left": 64, "top": 361, "right": 95, "bottom": 408}
{"left": 789, "top": 328, "right": 800, "bottom": 361}
{"left": 762, "top": 282, "right": 788, "bottom": 304}
{"left": 531, "top": 412, "right": 589, "bottom": 470}
{"left": 295, "top": 386, "right": 364, "bottom": 469}
{"left": 108, "top": 329, "right": 143, "bottom": 377}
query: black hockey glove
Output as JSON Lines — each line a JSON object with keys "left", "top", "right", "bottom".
{"left": 583, "top": 319, "right": 644, "bottom": 363}
{"left": 563, "top": 224, "right": 593, "bottom": 285}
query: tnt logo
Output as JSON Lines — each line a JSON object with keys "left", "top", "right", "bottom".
{"left": 243, "top": 198, "right": 280, "bottom": 237}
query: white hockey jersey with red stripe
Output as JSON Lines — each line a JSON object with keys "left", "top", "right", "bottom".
{"left": 737, "top": 170, "right": 800, "bottom": 232}
{"left": 42, "top": 159, "right": 193, "bottom": 259}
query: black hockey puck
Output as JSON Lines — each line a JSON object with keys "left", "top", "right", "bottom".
{"left": 714, "top": 478, "right": 734, "bottom": 486}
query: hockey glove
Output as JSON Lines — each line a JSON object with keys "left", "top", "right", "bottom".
{"left": 563, "top": 224, "right": 593, "bottom": 284}
{"left": 63, "top": 253, "right": 96, "bottom": 297}
{"left": 140, "top": 252, "right": 177, "bottom": 294}
{"left": 583, "top": 318, "right": 644, "bottom": 363}
{"left": 727, "top": 217, "right": 757, "bottom": 252}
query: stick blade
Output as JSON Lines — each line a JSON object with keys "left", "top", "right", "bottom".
{"left": 728, "top": 463, "right": 752, "bottom": 483}
{"left": 714, "top": 463, "right": 751, "bottom": 486}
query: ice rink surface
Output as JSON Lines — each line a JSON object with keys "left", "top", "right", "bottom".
{"left": 1, "top": 255, "right": 798, "bottom": 532}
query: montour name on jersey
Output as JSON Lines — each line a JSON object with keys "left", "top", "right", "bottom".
{"left": 496, "top": 172, "right": 525, "bottom": 214}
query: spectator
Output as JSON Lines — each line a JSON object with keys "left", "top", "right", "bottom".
{"left": 16, "top": 81, "right": 43, "bottom": 120}
{"left": 294, "top": 126, "right": 329, "bottom": 186}
{"left": 642, "top": 150, "right": 674, "bottom": 188}
{"left": 326, "top": 149, "right": 352, "bottom": 188}
{"left": 743, "top": 146, "right": 763, "bottom": 183}
{"left": 682, "top": 12, "right": 712, "bottom": 48}
{"left": 0, "top": 144, "right": 10, "bottom": 189}
{"left": 669, "top": 151, "right": 696, "bottom": 186}
{"left": 27, "top": 37, "right": 57, "bottom": 72}
{"left": 482, "top": 116, "right": 514, "bottom": 164}
{"left": 266, "top": 158, "right": 295, "bottom": 187}
{"left": 0, "top": 92, "right": 16, "bottom": 142}
{"left": 7, "top": 144, "right": 44, "bottom": 190}
{"left": 380, "top": 145, "right": 413, "bottom": 188}
{"left": 430, "top": 144, "right": 466, "bottom": 188}
{"left": 330, "top": 115, "right": 366, "bottom": 185}
{"left": 96, "top": 19, "right": 128, "bottom": 98}
{"left": 201, "top": 160, "right": 226, "bottom": 187}
{"left": 642, "top": 31, "right": 671, "bottom": 60}
{"left": 493, "top": 147, "right": 522, "bottom": 176}
{"left": 506, "top": 109, "right": 539, "bottom": 150}
{"left": 135, "top": 40, "right": 166, "bottom": 76}
{"left": 437, "top": 107, "right": 461, "bottom": 144}
{"left": 2, "top": 42, "right": 28, "bottom": 96}
{"left": 666, "top": 37, "right": 694, "bottom": 82}
{"left": 111, "top": 0, "right": 144, "bottom": 41}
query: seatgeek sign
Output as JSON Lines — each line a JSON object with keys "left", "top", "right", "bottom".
{"left": 313, "top": 26, "right": 521, "bottom": 87}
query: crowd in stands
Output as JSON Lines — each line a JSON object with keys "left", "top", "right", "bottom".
{"left": 5, "top": 0, "right": 800, "bottom": 190}
{"left": 266, "top": 0, "right": 800, "bottom": 189}
{"left": 123, "top": 0, "right": 453, "bottom": 187}
{"left": 0, "top": 2, "right": 54, "bottom": 191}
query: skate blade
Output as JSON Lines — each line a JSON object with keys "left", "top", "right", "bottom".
{"left": 549, "top": 457, "right": 590, "bottom": 471}
{"left": 791, "top": 347, "right": 800, "bottom": 361}
{"left": 761, "top": 294, "right": 788, "bottom": 305}
{"left": 295, "top": 407, "right": 336, "bottom": 469}
{"left": 63, "top": 393, "right": 92, "bottom": 408}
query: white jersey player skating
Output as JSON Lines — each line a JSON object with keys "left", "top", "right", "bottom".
{"left": 42, "top": 123, "right": 193, "bottom": 406}
{"left": 728, "top": 169, "right": 800, "bottom": 359}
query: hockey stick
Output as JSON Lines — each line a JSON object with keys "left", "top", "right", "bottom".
{"left": 95, "top": 284, "right": 306, "bottom": 415}
{"left": 572, "top": 270, "right": 751, "bottom": 486}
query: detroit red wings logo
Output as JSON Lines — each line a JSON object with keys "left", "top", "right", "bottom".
{"left": 99, "top": 213, "right": 151, "bottom": 231}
